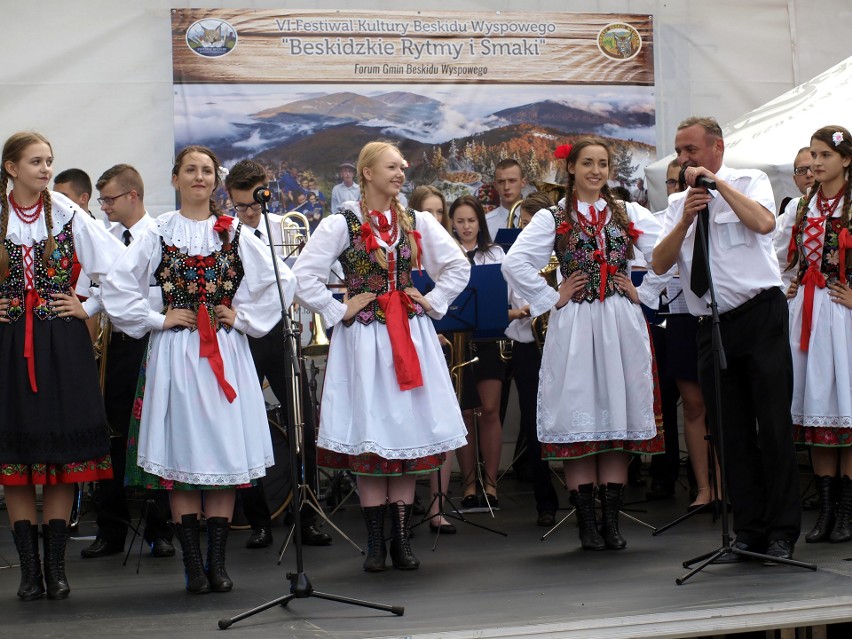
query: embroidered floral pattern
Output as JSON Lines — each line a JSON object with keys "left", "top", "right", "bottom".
{"left": 0, "top": 220, "right": 79, "bottom": 322}
{"left": 318, "top": 449, "right": 445, "bottom": 476}
{"left": 0, "top": 457, "right": 112, "bottom": 486}
{"left": 794, "top": 424, "right": 852, "bottom": 447}
{"left": 337, "top": 208, "right": 424, "bottom": 326}
{"left": 550, "top": 204, "right": 631, "bottom": 303}
{"left": 154, "top": 225, "right": 245, "bottom": 333}
{"left": 794, "top": 215, "right": 852, "bottom": 286}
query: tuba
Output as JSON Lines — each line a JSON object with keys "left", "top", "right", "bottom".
{"left": 448, "top": 332, "right": 478, "bottom": 402}
{"left": 531, "top": 256, "right": 560, "bottom": 352}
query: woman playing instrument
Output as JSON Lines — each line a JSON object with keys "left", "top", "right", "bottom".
{"left": 503, "top": 137, "right": 664, "bottom": 551}
{"left": 0, "top": 131, "right": 124, "bottom": 601}
{"left": 449, "top": 194, "right": 507, "bottom": 510}
{"left": 292, "top": 141, "right": 469, "bottom": 571}
{"left": 102, "top": 145, "right": 294, "bottom": 593}
{"left": 783, "top": 125, "right": 852, "bottom": 544}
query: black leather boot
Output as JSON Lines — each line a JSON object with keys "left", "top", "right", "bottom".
{"left": 600, "top": 482, "right": 627, "bottom": 550}
{"left": 570, "top": 483, "right": 606, "bottom": 551}
{"left": 42, "top": 519, "right": 70, "bottom": 600}
{"left": 361, "top": 505, "right": 387, "bottom": 572}
{"left": 805, "top": 475, "right": 836, "bottom": 543}
{"left": 830, "top": 476, "right": 852, "bottom": 543}
{"left": 388, "top": 502, "right": 419, "bottom": 570}
{"left": 12, "top": 520, "right": 44, "bottom": 601}
{"left": 206, "top": 517, "right": 233, "bottom": 592}
{"left": 174, "top": 514, "right": 211, "bottom": 593}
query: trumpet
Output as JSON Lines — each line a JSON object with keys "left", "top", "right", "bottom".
{"left": 531, "top": 256, "right": 561, "bottom": 352}
{"left": 505, "top": 180, "right": 567, "bottom": 228}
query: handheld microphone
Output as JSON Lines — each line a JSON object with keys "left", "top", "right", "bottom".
{"left": 253, "top": 185, "right": 272, "bottom": 204}
{"left": 679, "top": 166, "right": 717, "bottom": 191}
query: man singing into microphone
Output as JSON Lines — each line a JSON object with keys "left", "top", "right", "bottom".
{"left": 653, "top": 117, "right": 801, "bottom": 563}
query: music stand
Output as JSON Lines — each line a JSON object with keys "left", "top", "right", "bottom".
{"left": 410, "top": 265, "right": 509, "bottom": 538}
{"left": 219, "top": 187, "right": 401, "bottom": 630}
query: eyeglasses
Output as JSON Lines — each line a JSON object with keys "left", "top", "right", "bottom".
{"left": 793, "top": 166, "right": 813, "bottom": 176}
{"left": 97, "top": 191, "right": 132, "bottom": 206}
{"left": 233, "top": 202, "right": 261, "bottom": 213}
{"left": 665, "top": 179, "right": 678, "bottom": 186}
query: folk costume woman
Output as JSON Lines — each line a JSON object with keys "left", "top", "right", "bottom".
{"left": 102, "top": 146, "right": 294, "bottom": 593}
{"left": 502, "top": 137, "right": 664, "bottom": 551}
{"left": 784, "top": 126, "right": 852, "bottom": 544}
{"left": 292, "top": 141, "right": 469, "bottom": 572}
{"left": 0, "top": 132, "right": 124, "bottom": 601}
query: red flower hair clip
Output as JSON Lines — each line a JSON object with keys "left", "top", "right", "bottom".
{"left": 554, "top": 144, "right": 573, "bottom": 160}
{"left": 212, "top": 215, "right": 234, "bottom": 234}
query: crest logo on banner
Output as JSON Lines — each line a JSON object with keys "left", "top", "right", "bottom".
{"left": 597, "top": 23, "right": 642, "bottom": 61}
{"left": 186, "top": 19, "right": 237, "bottom": 58}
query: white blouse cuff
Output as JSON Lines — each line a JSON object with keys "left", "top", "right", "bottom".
{"left": 148, "top": 311, "right": 166, "bottom": 332}
{"left": 425, "top": 288, "right": 449, "bottom": 318}
{"left": 529, "top": 288, "right": 560, "bottom": 318}
{"left": 320, "top": 298, "right": 347, "bottom": 328}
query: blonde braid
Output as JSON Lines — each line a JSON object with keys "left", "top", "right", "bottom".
{"left": 209, "top": 195, "right": 229, "bottom": 244}
{"left": 0, "top": 173, "right": 9, "bottom": 282}
{"left": 41, "top": 189, "right": 56, "bottom": 268}
{"left": 358, "top": 184, "right": 389, "bottom": 270}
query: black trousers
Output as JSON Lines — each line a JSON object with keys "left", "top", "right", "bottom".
{"left": 241, "top": 320, "right": 319, "bottom": 529}
{"left": 696, "top": 288, "right": 801, "bottom": 545}
{"left": 97, "top": 333, "right": 172, "bottom": 545}
{"left": 648, "top": 323, "right": 682, "bottom": 488}
{"left": 512, "top": 341, "right": 559, "bottom": 513}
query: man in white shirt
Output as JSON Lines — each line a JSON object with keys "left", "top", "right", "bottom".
{"left": 79, "top": 164, "right": 174, "bottom": 560}
{"left": 226, "top": 160, "right": 333, "bottom": 549}
{"left": 486, "top": 159, "right": 527, "bottom": 241}
{"left": 653, "top": 117, "right": 801, "bottom": 564}
{"left": 330, "top": 161, "right": 360, "bottom": 214}
{"left": 53, "top": 168, "right": 95, "bottom": 218}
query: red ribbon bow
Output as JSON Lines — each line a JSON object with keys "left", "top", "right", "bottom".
{"left": 593, "top": 250, "right": 618, "bottom": 302}
{"left": 556, "top": 221, "right": 571, "bottom": 236}
{"left": 554, "top": 144, "right": 573, "bottom": 160}
{"left": 212, "top": 215, "right": 234, "bottom": 235}
{"left": 839, "top": 228, "right": 852, "bottom": 276}
{"left": 787, "top": 224, "right": 799, "bottom": 267}
{"left": 197, "top": 305, "right": 237, "bottom": 402}
{"left": 376, "top": 290, "right": 423, "bottom": 390}
{"left": 360, "top": 222, "right": 382, "bottom": 253}
{"left": 626, "top": 221, "right": 643, "bottom": 243}
{"left": 369, "top": 210, "right": 391, "bottom": 233}
{"left": 410, "top": 229, "right": 424, "bottom": 273}
{"left": 799, "top": 265, "right": 826, "bottom": 352}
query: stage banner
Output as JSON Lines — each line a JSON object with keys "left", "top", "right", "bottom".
{"left": 172, "top": 9, "right": 656, "bottom": 219}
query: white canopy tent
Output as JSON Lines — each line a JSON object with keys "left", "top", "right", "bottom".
{"left": 645, "top": 55, "right": 852, "bottom": 212}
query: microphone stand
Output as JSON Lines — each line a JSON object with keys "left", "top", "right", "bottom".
{"left": 219, "top": 186, "right": 403, "bottom": 630}
{"left": 675, "top": 197, "right": 816, "bottom": 584}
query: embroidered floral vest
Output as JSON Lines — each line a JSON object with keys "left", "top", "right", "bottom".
{"left": 550, "top": 203, "right": 630, "bottom": 303}
{"left": 793, "top": 210, "right": 852, "bottom": 287}
{"left": 337, "top": 208, "right": 424, "bottom": 326}
{"left": 0, "top": 219, "right": 78, "bottom": 322}
{"left": 154, "top": 225, "right": 245, "bottom": 332}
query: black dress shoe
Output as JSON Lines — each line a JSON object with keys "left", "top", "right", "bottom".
{"left": 429, "top": 520, "right": 457, "bottom": 534}
{"left": 81, "top": 538, "right": 124, "bottom": 558}
{"left": 481, "top": 493, "right": 499, "bottom": 510}
{"left": 301, "top": 524, "right": 332, "bottom": 546}
{"left": 763, "top": 540, "right": 794, "bottom": 565}
{"left": 246, "top": 527, "right": 273, "bottom": 549}
{"left": 460, "top": 494, "right": 479, "bottom": 509}
{"left": 148, "top": 537, "right": 176, "bottom": 557}
{"left": 537, "top": 511, "right": 556, "bottom": 527}
{"left": 714, "top": 540, "right": 762, "bottom": 564}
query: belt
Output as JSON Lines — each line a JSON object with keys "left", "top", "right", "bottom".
{"left": 111, "top": 331, "right": 146, "bottom": 342}
{"left": 698, "top": 288, "right": 777, "bottom": 325}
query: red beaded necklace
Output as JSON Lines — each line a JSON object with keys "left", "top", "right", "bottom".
{"left": 369, "top": 208, "right": 399, "bottom": 244}
{"left": 572, "top": 195, "right": 607, "bottom": 241}
{"left": 9, "top": 192, "right": 43, "bottom": 224}
{"left": 816, "top": 183, "right": 846, "bottom": 218}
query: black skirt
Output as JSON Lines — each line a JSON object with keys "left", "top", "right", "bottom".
{"left": 665, "top": 314, "right": 700, "bottom": 383}
{"left": 458, "top": 340, "right": 506, "bottom": 410}
{"left": 0, "top": 316, "right": 110, "bottom": 464}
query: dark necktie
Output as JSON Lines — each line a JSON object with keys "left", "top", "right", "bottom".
{"left": 690, "top": 207, "right": 710, "bottom": 297}
{"left": 122, "top": 229, "right": 132, "bottom": 246}
{"left": 466, "top": 249, "right": 477, "bottom": 265}
{"left": 254, "top": 228, "right": 263, "bottom": 240}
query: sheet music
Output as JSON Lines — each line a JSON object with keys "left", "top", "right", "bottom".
{"left": 665, "top": 275, "right": 690, "bottom": 315}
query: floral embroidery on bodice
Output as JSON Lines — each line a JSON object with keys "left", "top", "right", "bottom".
{"left": 0, "top": 219, "right": 77, "bottom": 322}
{"left": 154, "top": 225, "right": 245, "bottom": 332}
{"left": 794, "top": 206, "right": 852, "bottom": 287}
{"left": 550, "top": 204, "right": 630, "bottom": 303}
{"left": 337, "top": 208, "right": 424, "bottom": 326}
